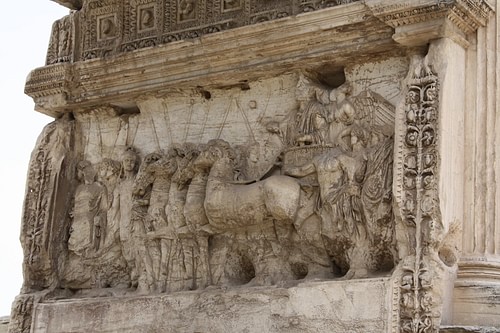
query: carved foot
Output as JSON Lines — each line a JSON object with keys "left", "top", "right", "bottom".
{"left": 135, "top": 281, "right": 153, "bottom": 295}
{"left": 246, "top": 272, "right": 294, "bottom": 287}
{"left": 341, "top": 268, "right": 369, "bottom": 280}
{"left": 245, "top": 275, "right": 275, "bottom": 287}
{"left": 156, "top": 280, "right": 166, "bottom": 293}
{"left": 245, "top": 276, "right": 265, "bottom": 287}
{"left": 304, "top": 266, "right": 334, "bottom": 280}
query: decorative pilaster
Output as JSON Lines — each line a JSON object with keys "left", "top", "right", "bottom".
{"left": 456, "top": 0, "right": 500, "bottom": 326}
{"left": 396, "top": 58, "right": 445, "bottom": 333}
{"left": 369, "top": 0, "right": 497, "bottom": 328}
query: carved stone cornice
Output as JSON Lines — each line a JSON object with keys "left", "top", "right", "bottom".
{"left": 448, "top": 0, "right": 493, "bottom": 33}
{"left": 366, "top": 0, "right": 494, "bottom": 47}
{"left": 51, "top": 0, "right": 82, "bottom": 10}
{"left": 47, "top": 0, "right": 362, "bottom": 64}
{"left": 27, "top": 3, "right": 402, "bottom": 116}
{"left": 24, "top": 64, "right": 74, "bottom": 118}
{"left": 369, "top": 0, "right": 492, "bottom": 32}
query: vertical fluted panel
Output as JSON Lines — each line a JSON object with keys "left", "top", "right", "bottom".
{"left": 495, "top": 0, "right": 500, "bottom": 255}
{"left": 485, "top": 9, "right": 497, "bottom": 255}
{"left": 463, "top": 0, "right": 500, "bottom": 256}
{"left": 463, "top": 31, "right": 477, "bottom": 254}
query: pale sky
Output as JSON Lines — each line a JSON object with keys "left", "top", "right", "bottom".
{"left": 0, "top": 3, "right": 69, "bottom": 316}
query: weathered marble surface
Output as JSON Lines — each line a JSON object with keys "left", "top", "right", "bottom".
{"left": 440, "top": 327, "right": 500, "bottom": 333}
{"left": 11, "top": 0, "right": 500, "bottom": 332}
{"left": 0, "top": 317, "right": 8, "bottom": 333}
{"left": 31, "top": 278, "right": 393, "bottom": 333}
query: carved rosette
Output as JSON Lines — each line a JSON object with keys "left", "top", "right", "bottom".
{"left": 399, "top": 66, "right": 442, "bottom": 333}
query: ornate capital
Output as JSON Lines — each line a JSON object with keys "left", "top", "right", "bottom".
{"left": 367, "top": 0, "right": 494, "bottom": 47}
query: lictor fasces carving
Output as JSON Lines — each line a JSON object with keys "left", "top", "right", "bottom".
{"left": 47, "top": 0, "right": 362, "bottom": 64}
{"left": 398, "top": 62, "right": 443, "bottom": 333}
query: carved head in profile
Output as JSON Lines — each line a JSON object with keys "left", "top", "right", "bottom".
{"left": 266, "top": 121, "right": 281, "bottom": 135}
{"left": 140, "top": 9, "right": 155, "bottom": 29}
{"left": 179, "top": 0, "right": 196, "bottom": 20}
{"left": 100, "top": 17, "right": 116, "bottom": 38}
{"left": 77, "top": 160, "right": 96, "bottom": 185}
{"left": 248, "top": 143, "right": 260, "bottom": 163}
{"left": 425, "top": 83, "right": 437, "bottom": 102}
{"left": 98, "top": 158, "right": 121, "bottom": 183}
{"left": 295, "top": 74, "right": 318, "bottom": 102}
{"left": 142, "top": 152, "right": 177, "bottom": 176}
{"left": 163, "top": 153, "right": 179, "bottom": 176}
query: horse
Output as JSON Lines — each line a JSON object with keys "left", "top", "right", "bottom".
{"left": 193, "top": 140, "right": 303, "bottom": 231}
{"left": 131, "top": 151, "right": 179, "bottom": 293}
{"left": 173, "top": 146, "right": 213, "bottom": 288}
{"left": 191, "top": 140, "right": 337, "bottom": 284}
{"left": 133, "top": 152, "right": 177, "bottom": 211}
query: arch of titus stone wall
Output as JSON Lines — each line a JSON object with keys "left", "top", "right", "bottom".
{"left": 10, "top": 0, "right": 499, "bottom": 332}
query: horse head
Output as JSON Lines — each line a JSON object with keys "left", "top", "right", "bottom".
{"left": 132, "top": 152, "right": 163, "bottom": 197}
{"left": 192, "top": 139, "right": 238, "bottom": 182}
{"left": 193, "top": 140, "right": 228, "bottom": 168}
{"left": 172, "top": 144, "right": 203, "bottom": 189}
